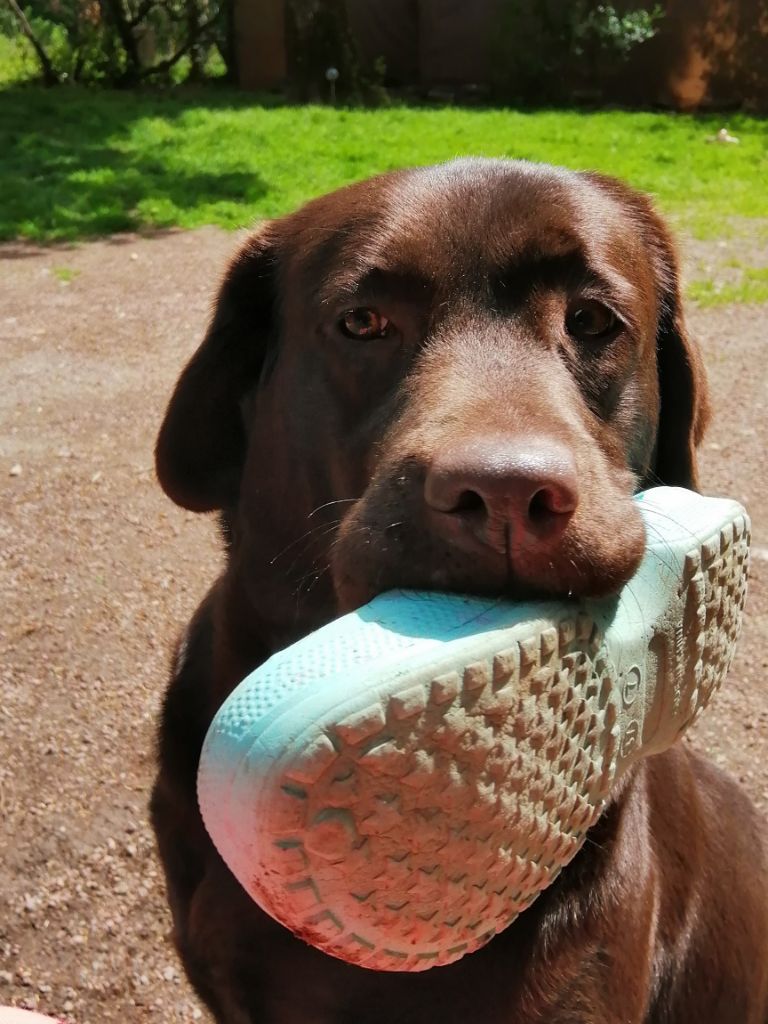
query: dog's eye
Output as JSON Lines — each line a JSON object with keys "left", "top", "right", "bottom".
{"left": 565, "top": 300, "right": 618, "bottom": 341}
{"left": 339, "top": 308, "right": 391, "bottom": 340}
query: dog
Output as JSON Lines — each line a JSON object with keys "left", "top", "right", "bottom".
{"left": 151, "top": 159, "right": 768, "bottom": 1023}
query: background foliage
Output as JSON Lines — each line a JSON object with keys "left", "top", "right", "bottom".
{"left": 2, "top": 0, "right": 232, "bottom": 85}
{"left": 3, "top": 0, "right": 664, "bottom": 94}
{"left": 492, "top": 1, "right": 664, "bottom": 102}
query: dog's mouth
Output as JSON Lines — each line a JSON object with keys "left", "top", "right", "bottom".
{"left": 330, "top": 487, "right": 646, "bottom": 614}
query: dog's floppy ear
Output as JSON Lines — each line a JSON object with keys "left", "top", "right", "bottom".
{"left": 583, "top": 172, "right": 710, "bottom": 490}
{"left": 155, "top": 225, "right": 279, "bottom": 512}
{"left": 646, "top": 212, "right": 711, "bottom": 491}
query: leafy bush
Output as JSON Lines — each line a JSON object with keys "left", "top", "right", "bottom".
{"left": 0, "top": 29, "right": 37, "bottom": 85}
{"left": 575, "top": 4, "right": 663, "bottom": 59}
{"left": 3, "top": 0, "right": 233, "bottom": 86}
{"left": 492, "top": 1, "right": 664, "bottom": 102}
{"left": 2, "top": 0, "right": 381, "bottom": 97}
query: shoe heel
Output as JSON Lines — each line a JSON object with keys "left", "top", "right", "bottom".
{"left": 636, "top": 511, "right": 751, "bottom": 761}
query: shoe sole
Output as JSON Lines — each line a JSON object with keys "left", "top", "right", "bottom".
{"left": 198, "top": 488, "right": 750, "bottom": 971}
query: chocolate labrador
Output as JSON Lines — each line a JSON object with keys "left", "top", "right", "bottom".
{"left": 151, "top": 159, "right": 768, "bottom": 1023}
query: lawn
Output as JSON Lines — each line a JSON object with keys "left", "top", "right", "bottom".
{"left": 1, "top": 86, "right": 767, "bottom": 243}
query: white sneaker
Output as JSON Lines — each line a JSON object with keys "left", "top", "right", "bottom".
{"left": 198, "top": 487, "right": 750, "bottom": 971}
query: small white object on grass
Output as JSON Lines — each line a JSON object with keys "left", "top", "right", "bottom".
{"left": 707, "top": 127, "right": 740, "bottom": 144}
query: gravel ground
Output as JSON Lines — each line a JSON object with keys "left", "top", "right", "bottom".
{"left": 1, "top": 226, "right": 766, "bottom": 1023}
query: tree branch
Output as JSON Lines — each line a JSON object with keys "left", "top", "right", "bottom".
{"left": 98, "top": 0, "right": 143, "bottom": 82}
{"left": 127, "top": 0, "right": 160, "bottom": 29}
{"left": 4, "top": 0, "right": 59, "bottom": 85}
{"left": 138, "top": 8, "right": 220, "bottom": 78}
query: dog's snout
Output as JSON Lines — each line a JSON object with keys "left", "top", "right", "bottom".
{"left": 424, "top": 437, "right": 579, "bottom": 551}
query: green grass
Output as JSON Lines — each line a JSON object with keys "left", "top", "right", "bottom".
{"left": 689, "top": 265, "right": 768, "bottom": 306}
{"left": 52, "top": 265, "right": 80, "bottom": 282}
{"left": 1, "top": 86, "right": 767, "bottom": 243}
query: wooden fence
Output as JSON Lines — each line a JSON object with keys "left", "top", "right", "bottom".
{"left": 235, "top": 0, "right": 768, "bottom": 109}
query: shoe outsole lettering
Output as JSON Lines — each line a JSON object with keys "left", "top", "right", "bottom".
{"left": 198, "top": 487, "right": 750, "bottom": 971}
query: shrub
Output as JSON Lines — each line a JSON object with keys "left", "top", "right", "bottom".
{"left": 492, "top": 0, "right": 664, "bottom": 103}
{"left": 3, "top": 0, "right": 233, "bottom": 86}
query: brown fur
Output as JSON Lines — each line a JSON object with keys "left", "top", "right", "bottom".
{"left": 152, "top": 160, "right": 768, "bottom": 1023}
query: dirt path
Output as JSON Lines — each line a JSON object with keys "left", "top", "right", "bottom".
{"left": 1, "top": 228, "right": 766, "bottom": 1023}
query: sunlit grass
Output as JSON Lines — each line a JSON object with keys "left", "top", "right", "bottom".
{"left": 1, "top": 86, "right": 767, "bottom": 242}
{"left": 689, "top": 265, "right": 768, "bottom": 306}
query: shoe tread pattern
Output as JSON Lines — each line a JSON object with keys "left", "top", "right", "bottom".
{"left": 262, "top": 614, "right": 620, "bottom": 970}
{"left": 206, "top": 513, "right": 751, "bottom": 972}
{"left": 680, "top": 515, "right": 750, "bottom": 725}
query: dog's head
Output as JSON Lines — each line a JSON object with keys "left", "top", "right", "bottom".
{"left": 156, "top": 159, "right": 709, "bottom": 642}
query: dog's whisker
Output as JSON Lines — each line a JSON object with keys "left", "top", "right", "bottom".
{"left": 270, "top": 519, "right": 343, "bottom": 566}
{"left": 303, "top": 564, "right": 331, "bottom": 596}
{"left": 291, "top": 568, "right": 328, "bottom": 601}
{"left": 643, "top": 513, "right": 700, "bottom": 576}
{"left": 329, "top": 522, "right": 376, "bottom": 550}
{"left": 643, "top": 507, "right": 701, "bottom": 543}
{"left": 291, "top": 558, "right": 333, "bottom": 613}
{"left": 282, "top": 523, "right": 342, "bottom": 580}
{"left": 621, "top": 577, "right": 646, "bottom": 625}
{"left": 307, "top": 497, "right": 358, "bottom": 519}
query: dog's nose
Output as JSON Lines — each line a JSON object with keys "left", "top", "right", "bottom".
{"left": 424, "top": 437, "right": 579, "bottom": 551}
